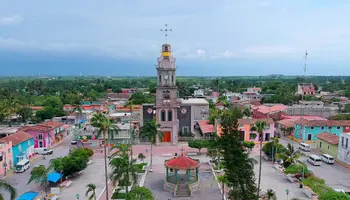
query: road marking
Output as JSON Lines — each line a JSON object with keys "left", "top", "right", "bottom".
{"left": 97, "top": 180, "right": 111, "bottom": 200}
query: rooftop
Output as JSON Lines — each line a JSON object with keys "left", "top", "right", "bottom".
{"left": 256, "top": 104, "right": 288, "bottom": 114}
{"left": 165, "top": 155, "right": 200, "bottom": 170}
{"left": 0, "top": 127, "right": 19, "bottom": 134}
{"left": 282, "top": 115, "right": 327, "bottom": 121}
{"left": 197, "top": 120, "right": 216, "bottom": 134}
{"left": 316, "top": 132, "right": 339, "bottom": 145}
{"left": 0, "top": 131, "right": 33, "bottom": 146}
{"left": 181, "top": 98, "right": 209, "bottom": 105}
{"left": 294, "top": 119, "right": 350, "bottom": 127}
{"left": 37, "top": 121, "right": 64, "bottom": 128}
{"left": 238, "top": 118, "right": 274, "bottom": 125}
{"left": 276, "top": 119, "right": 294, "bottom": 128}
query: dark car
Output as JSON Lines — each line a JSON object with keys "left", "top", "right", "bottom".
{"left": 71, "top": 140, "right": 78, "bottom": 145}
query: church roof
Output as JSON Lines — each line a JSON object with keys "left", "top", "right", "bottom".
{"left": 165, "top": 155, "right": 200, "bottom": 170}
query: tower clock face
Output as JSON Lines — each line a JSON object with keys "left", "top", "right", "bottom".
{"left": 164, "top": 75, "right": 169, "bottom": 80}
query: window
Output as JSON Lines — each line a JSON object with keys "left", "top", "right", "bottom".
{"left": 328, "top": 127, "right": 332, "bottom": 129}
{"left": 172, "top": 75, "right": 174, "bottom": 84}
{"left": 346, "top": 138, "right": 349, "bottom": 149}
{"left": 8, "top": 148, "right": 11, "bottom": 153}
{"left": 328, "top": 145, "right": 330, "bottom": 150}
{"left": 28, "top": 140, "right": 30, "bottom": 146}
{"left": 239, "top": 124, "right": 244, "bottom": 128}
{"left": 337, "top": 127, "right": 340, "bottom": 129}
{"left": 319, "top": 142, "right": 322, "bottom": 148}
{"left": 159, "top": 75, "right": 161, "bottom": 84}
{"left": 161, "top": 110, "right": 166, "bottom": 121}
{"left": 342, "top": 137, "right": 344, "bottom": 147}
{"left": 38, "top": 134, "right": 43, "bottom": 140}
{"left": 182, "top": 126, "right": 189, "bottom": 133}
{"left": 168, "top": 110, "right": 173, "bottom": 122}
{"left": 310, "top": 127, "right": 314, "bottom": 130}
{"left": 321, "top": 127, "right": 324, "bottom": 130}
{"left": 18, "top": 144, "right": 22, "bottom": 152}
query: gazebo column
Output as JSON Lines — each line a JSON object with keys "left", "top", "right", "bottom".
{"left": 187, "top": 169, "right": 190, "bottom": 182}
{"left": 196, "top": 167, "right": 199, "bottom": 180}
{"left": 175, "top": 169, "right": 178, "bottom": 181}
{"left": 166, "top": 167, "right": 169, "bottom": 181}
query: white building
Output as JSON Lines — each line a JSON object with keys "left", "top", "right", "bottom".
{"left": 194, "top": 89, "right": 204, "bottom": 97}
{"left": 338, "top": 132, "right": 350, "bottom": 166}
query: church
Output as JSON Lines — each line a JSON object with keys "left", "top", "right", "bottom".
{"left": 140, "top": 42, "right": 209, "bottom": 145}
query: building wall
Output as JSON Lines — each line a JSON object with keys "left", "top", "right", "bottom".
{"left": 12, "top": 138, "right": 35, "bottom": 165}
{"left": 338, "top": 133, "right": 350, "bottom": 166}
{"left": 286, "top": 107, "right": 338, "bottom": 118}
{"left": 0, "top": 141, "right": 13, "bottom": 175}
{"left": 294, "top": 125, "right": 343, "bottom": 141}
{"left": 238, "top": 123, "right": 275, "bottom": 142}
{"left": 316, "top": 139, "right": 338, "bottom": 158}
{"left": 178, "top": 106, "right": 191, "bottom": 134}
{"left": 191, "top": 104, "right": 209, "bottom": 123}
{"left": 26, "top": 130, "right": 55, "bottom": 149}
{"left": 141, "top": 104, "right": 155, "bottom": 127}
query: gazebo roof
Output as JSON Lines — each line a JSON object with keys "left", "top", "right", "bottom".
{"left": 165, "top": 155, "right": 200, "bottom": 170}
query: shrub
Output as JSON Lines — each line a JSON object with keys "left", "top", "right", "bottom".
{"left": 284, "top": 164, "right": 310, "bottom": 176}
{"left": 319, "top": 191, "right": 350, "bottom": 200}
{"left": 111, "top": 192, "right": 127, "bottom": 199}
{"left": 83, "top": 148, "right": 94, "bottom": 156}
{"left": 134, "top": 163, "right": 147, "bottom": 173}
{"left": 243, "top": 141, "right": 255, "bottom": 149}
{"left": 126, "top": 186, "right": 155, "bottom": 200}
{"left": 262, "top": 142, "right": 287, "bottom": 157}
{"left": 301, "top": 176, "right": 333, "bottom": 196}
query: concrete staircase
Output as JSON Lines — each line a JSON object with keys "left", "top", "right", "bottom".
{"left": 176, "top": 183, "right": 191, "bottom": 197}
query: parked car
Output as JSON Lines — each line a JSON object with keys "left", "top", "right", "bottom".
{"left": 299, "top": 143, "right": 311, "bottom": 151}
{"left": 34, "top": 148, "right": 53, "bottom": 155}
{"left": 71, "top": 140, "right": 78, "bottom": 145}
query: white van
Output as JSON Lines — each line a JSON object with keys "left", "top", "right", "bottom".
{"left": 321, "top": 154, "right": 335, "bottom": 164}
{"left": 307, "top": 154, "right": 322, "bottom": 166}
{"left": 34, "top": 148, "right": 53, "bottom": 155}
{"left": 299, "top": 143, "right": 311, "bottom": 151}
{"left": 15, "top": 159, "right": 30, "bottom": 173}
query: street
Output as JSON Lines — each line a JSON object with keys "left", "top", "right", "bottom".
{"left": 1, "top": 133, "right": 73, "bottom": 199}
{"left": 279, "top": 137, "right": 350, "bottom": 191}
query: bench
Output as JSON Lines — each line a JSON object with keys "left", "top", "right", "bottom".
{"left": 87, "top": 160, "right": 92, "bottom": 165}
{"left": 161, "top": 153, "right": 173, "bottom": 157}
{"left": 65, "top": 180, "right": 72, "bottom": 188}
{"left": 187, "top": 152, "right": 198, "bottom": 156}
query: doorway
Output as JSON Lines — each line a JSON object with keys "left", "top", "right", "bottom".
{"left": 308, "top": 134, "right": 312, "bottom": 141}
{"left": 265, "top": 133, "right": 270, "bottom": 141}
{"left": 163, "top": 131, "right": 171, "bottom": 142}
{"left": 39, "top": 141, "right": 43, "bottom": 148}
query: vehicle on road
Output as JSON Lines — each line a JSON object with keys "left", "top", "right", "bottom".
{"left": 15, "top": 159, "right": 30, "bottom": 173}
{"left": 307, "top": 154, "right": 322, "bottom": 166}
{"left": 34, "top": 148, "right": 53, "bottom": 155}
{"left": 321, "top": 154, "right": 335, "bottom": 164}
{"left": 299, "top": 143, "right": 311, "bottom": 151}
{"left": 71, "top": 140, "right": 78, "bottom": 145}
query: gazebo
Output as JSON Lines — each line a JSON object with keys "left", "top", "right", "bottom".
{"left": 164, "top": 150, "right": 201, "bottom": 196}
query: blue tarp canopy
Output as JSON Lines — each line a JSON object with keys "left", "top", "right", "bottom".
{"left": 47, "top": 171, "right": 62, "bottom": 183}
{"left": 79, "top": 119, "right": 86, "bottom": 124}
{"left": 17, "top": 191, "right": 39, "bottom": 200}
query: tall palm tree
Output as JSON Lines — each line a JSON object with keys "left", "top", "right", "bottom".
{"left": 109, "top": 144, "right": 131, "bottom": 159}
{"left": 139, "top": 119, "right": 163, "bottom": 170}
{"left": 27, "top": 165, "right": 53, "bottom": 197}
{"left": 106, "top": 119, "right": 120, "bottom": 154}
{"left": 250, "top": 120, "right": 267, "bottom": 198}
{"left": 85, "top": 183, "right": 97, "bottom": 200}
{"left": 109, "top": 154, "right": 138, "bottom": 195}
{"left": 124, "top": 100, "right": 134, "bottom": 157}
{"left": 0, "top": 180, "right": 17, "bottom": 200}
{"left": 90, "top": 113, "right": 110, "bottom": 200}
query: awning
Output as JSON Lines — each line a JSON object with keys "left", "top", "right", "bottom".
{"left": 17, "top": 191, "right": 39, "bottom": 200}
{"left": 47, "top": 171, "right": 62, "bottom": 183}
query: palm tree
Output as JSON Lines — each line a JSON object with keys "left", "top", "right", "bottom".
{"left": 109, "top": 154, "right": 138, "bottom": 195}
{"left": 139, "top": 119, "right": 163, "bottom": 170}
{"left": 85, "top": 183, "right": 97, "bottom": 200}
{"left": 264, "top": 189, "right": 277, "bottom": 200}
{"left": 90, "top": 113, "right": 110, "bottom": 200}
{"left": 276, "top": 143, "right": 303, "bottom": 167}
{"left": 0, "top": 180, "right": 17, "bottom": 200}
{"left": 27, "top": 165, "right": 53, "bottom": 197}
{"left": 250, "top": 120, "right": 267, "bottom": 198}
{"left": 109, "top": 144, "right": 131, "bottom": 159}
{"left": 106, "top": 119, "right": 120, "bottom": 154}
{"left": 124, "top": 100, "right": 134, "bottom": 157}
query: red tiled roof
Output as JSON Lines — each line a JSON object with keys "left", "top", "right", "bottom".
{"left": 238, "top": 118, "right": 274, "bottom": 125}
{"left": 316, "top": 132, "right": 339, "bottom": 145}
{"left": 106, "top": 93, "right": 131, "bottom": 99}
{"left": 37, "top": 121, "right": 64, "bottom": 128}
{"left": 21, "top": 125, "right": 52, "bottom": 132}
{"left": 294, "top": 119, "right": 350, "bottom": 127}
{"left": 165, "top": 156, "right": 200, "bottom": 170}
{"left": 198, "top": 120, "right": 216, "bottom": 134}
{"left": 30, "top": 106, "right": 44, "bottom": 110}
{"left": 0, "top": 131, "right": 33, "bottom": 146}
{"left": 257, "top": 105, "right": 287, "bottom": 114}
{"left": 282, "top": 115, "right": 327, "bottom": 121}
{"left": 277, "top": 119, "right": 294, "bottom": 128}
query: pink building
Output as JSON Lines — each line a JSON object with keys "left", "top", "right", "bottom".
{"left": 21, "top": 121, "right": 65, "bottom": 148}
{"left": 0, "top": 140, "right": 13, "bottom": 176}
{"left": 297, "top": 83, "right": 315, "bottom": 95}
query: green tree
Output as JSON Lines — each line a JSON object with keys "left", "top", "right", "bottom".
{"left": 126, "top": 186, "right": 155, "bottom": 200}
{"left": 109, "top": 154, "right": 138, "bottom": 195}
{"left": 217, "top": 175, "right": 228, "bottom": 200}
{"left": 242, "top": 107, "right": 251, "bottom": 117}
{"left": 188, "top": 140, "right": 209, "bottom": 154}
{"left": 17, "top": 106, "right": 33, "bottom": 122}
{"left": 0, "top": 180, "right": 17, "bottom": 200}
{"left": 264, "top": 189, "right": 277, "bottom": 200}
{"left": 129, "top": 92, "right": 155, "bottom": 105}
{"left": 27, "top": 165, "right": 53, "bottom": 197}
{"left": 276, "top": 143, "right": 303, "bottom": 167}
{"left": 137, "top": 153, "right": 146, "bottom": 162}
{"left": 281, "top": 127, "right": 294, "bottom": 136}
{"left": 90, "top": 113, "right": 110, "bottom": 200}
{"left": 250, "top": 120, "right": 267, "bottom": 197}
{"left": 85, "top": 183, "right": 97, "bottom": 200}
{"left": 219, "top": 108, "right": 257, "bottom": 200}
{"left": 110, "top": 144, "right": 131, "bottom": 158}
{"left": 139, "top": 119, "right": 163, "bottom": 170}
{"left": 319, "top": 191, "right": 350, "bottom": 200}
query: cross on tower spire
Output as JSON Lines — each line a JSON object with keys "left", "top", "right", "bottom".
{"left": 160, "top": 24, "right": 172, "bottom": 43}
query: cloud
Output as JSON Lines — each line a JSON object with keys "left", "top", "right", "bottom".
{"left": 244, "top": 45, "right": 296, "bottom": 55}
{"left": 0, "top": 15, "right": 23, "bottom": 26}
{"left": 196, "top": 49, "right": 206, "bottom": 57}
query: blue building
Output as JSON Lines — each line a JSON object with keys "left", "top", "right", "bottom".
{"left": 294, "top": 119, "right": 350, "bottom": 141}
{"left": 0, "top": 131, "right": 35, "bottom": 165}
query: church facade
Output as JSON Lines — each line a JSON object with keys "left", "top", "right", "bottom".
{"left": 140, "top": 43, "right": 209, "bottom": 145}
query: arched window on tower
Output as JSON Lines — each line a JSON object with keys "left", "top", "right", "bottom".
{"left": 161, "top": 110, "right": 166, "bottom": 121}
{"left": 172, "top": 75, "right": 174, "bottom": 85}
{"left": 164, "top": 46, "right": 169, "bottom": 52}
{"left": 168, "top": 110, "right": 173, "bottom": 121}
{"left": 159, "top": 75, "right": 161, "bottom": 84}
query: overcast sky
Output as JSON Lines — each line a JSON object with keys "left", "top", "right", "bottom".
{"left": 0, "top": 0, "right": 350, "bottom": 76}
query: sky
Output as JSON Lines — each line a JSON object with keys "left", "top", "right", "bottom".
{"left": 0, "top": 0, "right": 350, "bottom": 76}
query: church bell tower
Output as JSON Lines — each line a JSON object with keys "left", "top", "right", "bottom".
{"left": 155, "top": 42, "right": 180, "bottom": 145}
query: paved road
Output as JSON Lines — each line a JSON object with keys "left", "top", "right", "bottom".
{"left": 1, "top": 133, "right": 74, "bottom": 199}
{"left": 279, "top": 137, "right": 350, "bottom": 191}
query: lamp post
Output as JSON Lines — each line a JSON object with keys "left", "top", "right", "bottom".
{"left": 286, "top": 189, "right": 289, "bottom": 200}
